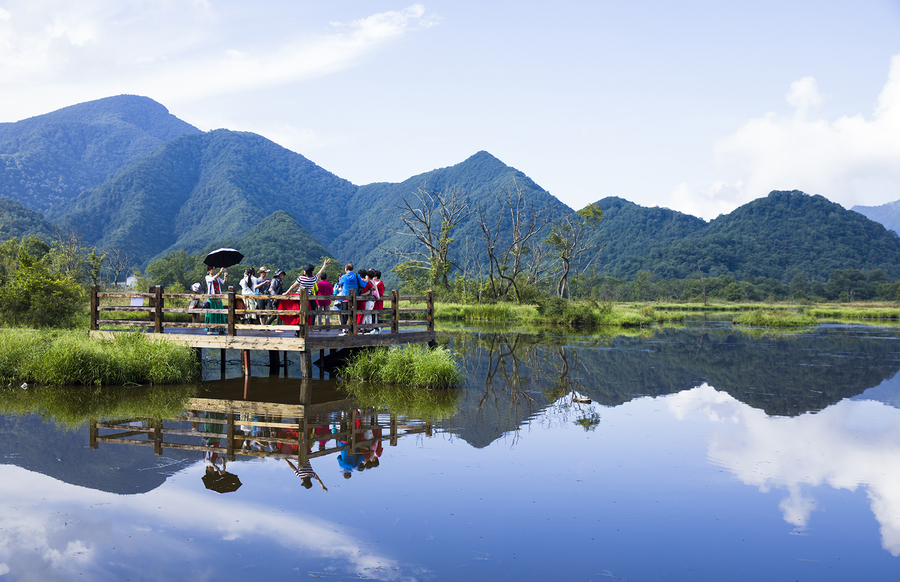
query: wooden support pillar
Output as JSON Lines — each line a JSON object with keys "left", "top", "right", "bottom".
{"left": 269, "top": 350, "right": 280, "bottom": 375}
{"left": 284, "top": 350, "right": 289, "bottom": 376}
{"left": 148, "top": 286, "right": 156, "bottom": 330}
{"left": 299, "top": 351, "right": 312, "bottom": 379}
{"left": 319, "top": 349, "right": 325, "bottom": 379}
{"left": 89, "top": 420, "right": 98, "bottom": 449}
{"left": 226, "top": 412, "right": 236, "bottom": 462}
{"left": 153, "top": 419, "right": 163, "bottom": 455}
{"left": 227, "top": 286, "right": 236, "bottom": 336}
{"left": 193, "top": 347, "right": 202, "bottom": 366}
{"left": 391, "top": 290, "right": 399, "bottom": 334}
{"left": 220, "top": 348, "right": 226, "bottom": 379}
{"left": 349, "top": 289, "right": 358, "bottom": 335}
{"left": 299, "top": 288, "right": 309, "bottom": 338}
{"left": 299, "top": 379, "right": 312, "bottom": 405}
{"left": 390, "top": 413, "right": 398, "bottom": 446}
{"left": 242, "top": 349, "right": 251, "bottom": 377}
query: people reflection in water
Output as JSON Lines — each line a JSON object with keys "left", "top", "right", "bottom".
{"left": 338, "top": 425, "right": 384, "bottom": 478}
{"left": 285, "top": 458, "right": 328, "bottom": 491}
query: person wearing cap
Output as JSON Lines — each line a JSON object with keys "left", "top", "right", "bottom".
{"left": 286, "top": 259, "right": 331, "bottom": 327}
{"left": 254, "top": 267, "right": 270, "bottom": 318}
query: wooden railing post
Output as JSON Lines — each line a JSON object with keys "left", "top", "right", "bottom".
{"left": 90, "top": 285, "right": 99, "bottom": 331}
{"left": 349, "top": 288, "right": 358, "bottom": 335}
{"left": 227, "top": 286, "right": 236, "bottom": 336}
{"left": 155, "top": 285, "right": 164, "bottom": 333}
{"left": 299, "top": 288, "right": 309, "bottom": 338}
{"left": 391, "top": 290, "right": 399, "bottom": 334}
{"left": 426, "top": 290, "right": 434, "bottom": 332}
{"left": 148, "top": 286, "right": 156, "bottom": 329}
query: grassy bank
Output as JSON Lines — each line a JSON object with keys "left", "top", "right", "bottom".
{"left": 339, "top": 382, "right": 461, "bottom": 419}
{"left": 804, "top": 306, "right": 900, "bottom": 320}
{"left": 430, "top": 300, "right": 684, "bottom": 327}
{"left": 733, "top": 309, "right": 818, "bottom": 327}
{"left": 0, "top": 330, "right": 200, "bottom": 386}
{"left": 338, "top": 344, "right": 461, "bottom": 389}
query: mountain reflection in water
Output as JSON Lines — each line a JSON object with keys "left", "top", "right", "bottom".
{"left": 1, "top": 320, "right": 899, "bottom": 580}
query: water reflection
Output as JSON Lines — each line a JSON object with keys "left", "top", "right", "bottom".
{"left": 667, "top": 383, "right": 900, "bottom": 555}
{"left": 2, "top": 321, "right": 900, "bottom": 578}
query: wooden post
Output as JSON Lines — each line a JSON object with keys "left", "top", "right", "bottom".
{"left": 390, "top": 413, "right": 398, "bottom": 446}
{"left": 319, "top": 349, "right": 325, "bottom": 379}
{"left": 299, "top": 288, "right": 308, "bottom": 338}
{"left": 426, "top": 289, "right": 434, "bottom": 333}
{"left": 220, "top": 348, "right": 226, "bottom": 379}
{"left": 89, "top": 420, "right": 99, "bottom": 449}
{"left": 153, "top": 419, "right": 163, "bottom": 455}
{"left": 148, "top": 286, "right": 156, "bottom": 330}
{"left": 299, "top": 351, "right": 312, "bottom": 379}
{"left": 226, "top": 412, "right": 236, "bottom": 462}
{"left": 269, "top": 350, "right": 280, "bottom": 375}
{"left": 242, "top": 350, "right": 251, "bottom": 377}
{"left": 155, "top": 285, "right": 164, "bottom": 333}
{"left": 227, "top": 286, "right": 236, "bottom": 336}
{"left": 90, "top": 285, "right": 99, "bottom": 331}
{"left": 391, "top": 290, "right": 399, "bottom": 334}
{"left": 350, "top": 288, "right": 358, "bottom": 335}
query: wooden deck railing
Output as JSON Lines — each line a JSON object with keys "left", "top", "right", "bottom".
{"left": 90, "top": 285, "right": 435, "bottom": 338}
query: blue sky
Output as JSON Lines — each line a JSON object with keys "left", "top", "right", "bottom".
{"left": 1, "top": 0, "right": 898, "bottom": 219}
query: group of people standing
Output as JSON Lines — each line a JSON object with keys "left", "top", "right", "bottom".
{"left": 198, "top": 259, "right": 385, "bottom": 335}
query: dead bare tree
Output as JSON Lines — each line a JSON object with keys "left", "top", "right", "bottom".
{"left": 477, "top": 179, "right": 551, "bottom": 302}
{"left": 106, "top": 245, "right": 132, "bottom": 287}
{"left": 383, "top": 185, "right": 473, "bottom": 289}
{"left": 544, "top": 203, "right": 603, "bottom": 298}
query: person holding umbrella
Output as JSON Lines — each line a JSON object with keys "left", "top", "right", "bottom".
{"left": 205, "top": 266, "right": 227, "bottom": 334}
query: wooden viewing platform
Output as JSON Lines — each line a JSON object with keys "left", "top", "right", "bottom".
{"left": 88, "top": 285, "right": 436, "bottom": 378}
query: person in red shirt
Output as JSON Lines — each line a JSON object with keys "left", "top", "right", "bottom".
{"left": 373, "top": 270, "right": 385, "bottom": 333}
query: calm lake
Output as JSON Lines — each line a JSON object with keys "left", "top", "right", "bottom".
{"left": 2, "top": 318, "right": 900, "bottom": 581}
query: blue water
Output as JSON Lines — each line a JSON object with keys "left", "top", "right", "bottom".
{"left": 2, "top": 321, "right": 900, "bottom": 580}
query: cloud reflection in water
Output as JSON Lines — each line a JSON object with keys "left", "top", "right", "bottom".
{"left": 667, "top": 383, "right": 900, "bottom": 554}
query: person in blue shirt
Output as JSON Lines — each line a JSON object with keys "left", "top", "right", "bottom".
{"left": 336, "top": 263, "right": 365, "bottom": 333}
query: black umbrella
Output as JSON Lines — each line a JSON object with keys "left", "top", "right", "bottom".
{"left": 204, "top": 248, "right": 244, "bottom": 268}
{"left": 202, "top": 471, "right": 242, "bottom": 493}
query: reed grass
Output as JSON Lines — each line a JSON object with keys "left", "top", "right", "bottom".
{"left": 804, "top": 306, "right": 900, "bottom": 320}
{"left": 732, "top": 309, "right": 818, "bottom": 328}
{"left": 338, "top": 344, "right": 461, "bottom": 389}
{"left": 0, "top": 330, "right": 199, "bottom": 386}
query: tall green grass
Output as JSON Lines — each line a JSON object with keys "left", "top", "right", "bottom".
{"left": 732, "top": 309, "right": 818, "bottom": 328}
{"left": 0, "top": 330, "right": 199, "bottom": 386}
{"left": 339, "top": 344, "right": 461, "bottom": 389}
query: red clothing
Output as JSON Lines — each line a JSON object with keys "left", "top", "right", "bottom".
{"left": 316, "top": 279, "right": 334, "bottom": 307}
{"left": 374, "top": 280, "right": 385, "bottom": 311}
{"left": 280, "top": 297, "right": 301, "bottom": 326}
{"left": 356, "top": 281, "right": 374, "bottom": 325}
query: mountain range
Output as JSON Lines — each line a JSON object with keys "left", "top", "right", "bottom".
{"left": 2, "top": 94, "right": 900, "bottom": 285}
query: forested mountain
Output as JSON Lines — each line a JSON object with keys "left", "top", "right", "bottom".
{"left": 852, "top": 200, "right": 900, "bottom": 236}
{"left": 592, "top": 191, "right": 900, "bottom": 283}
{"left": 1, "top": 95, "right": 200, "bottom": 214}
{"left": 0, "top": 197, "right": 55, "bottom": 242}
{"left": 332, "top": 150, "right": 573, "bottom": 273}
{"left": 584, "top": 197, "right": 707, "bottom": 278}
{"left": 211, "top": 210, "right": 335, "bottom": 272}
{"left": 50, "top": 129, "right": 356, "bottom": 268}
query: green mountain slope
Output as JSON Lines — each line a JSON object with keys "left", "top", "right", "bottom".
{"left": 590, "top": 191, "right": 900, "bottom": 283}
{"left": 586, "top": 197, "right": 707, "bottom": 279}
{"left": 52, "top": 129, "right": 357, "bottom": 268}
{"left": 1, "top": 95, "right": 200, "bottom": 214}
{"left": 211, "top": 210, "right": 336, "bottom": 272}
{"left": 0, "top": 197, "right": 56, "bottom": 242}
{"left": 333, "top": 150, "right": 574, "bottom": 274}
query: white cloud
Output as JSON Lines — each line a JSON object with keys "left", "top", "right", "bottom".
{"left": 0, "top": 2, "right": 435, "bottom": 121}
{"left": 669, "top": 53, "right": 900, "bottom": 219}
